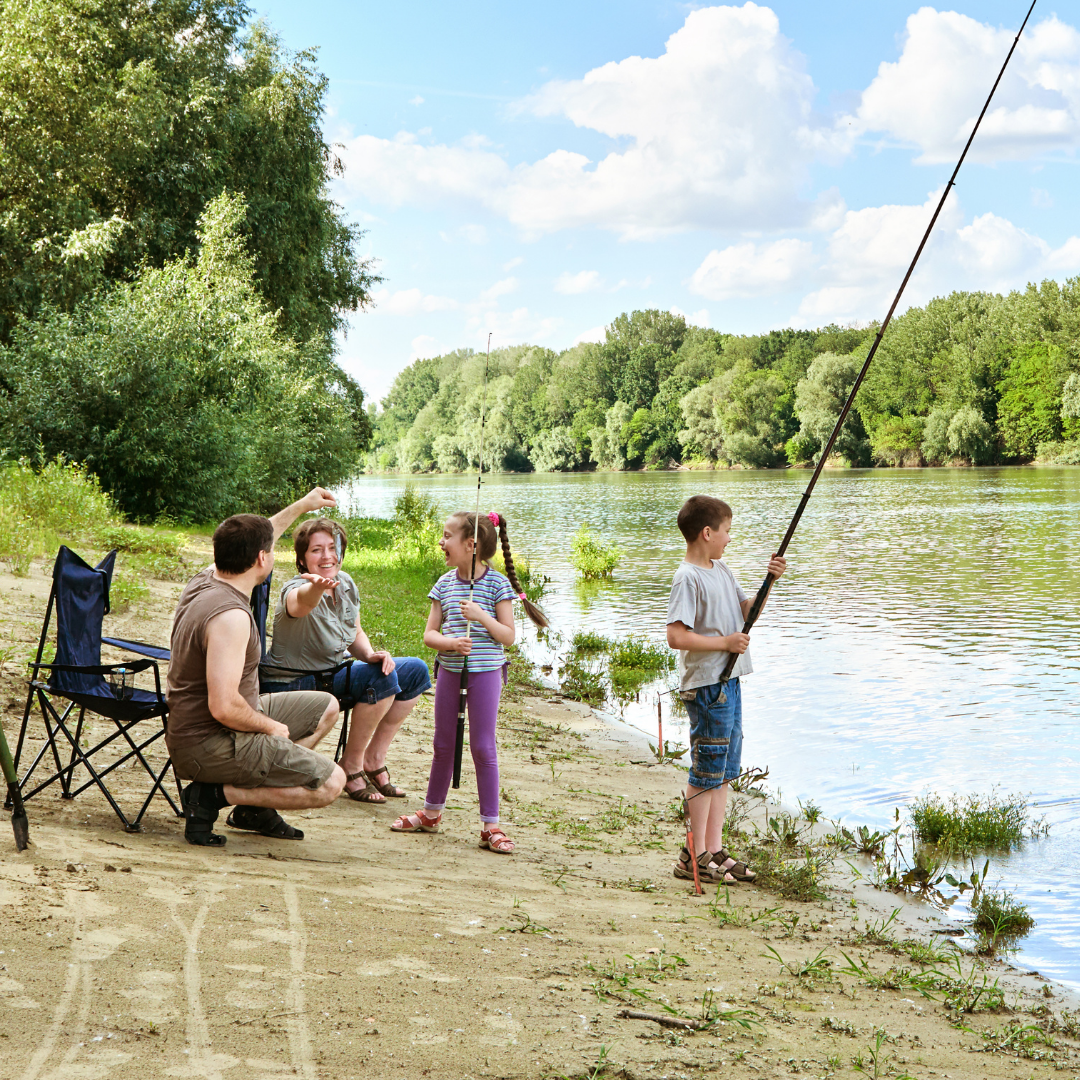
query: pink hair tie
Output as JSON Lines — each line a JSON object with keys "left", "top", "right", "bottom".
{"left": 487, "top": 511, "right": 500, "bottom": 527}
{"left": 518, "top": 592, "right": 527, "bottom": 601}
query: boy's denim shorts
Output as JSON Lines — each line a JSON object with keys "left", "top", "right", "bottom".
{"left": 683, "top": 677, "right": 742, "bottom": 791}
{"left": 262, "top": 656, "right": 431, "bottom": 707}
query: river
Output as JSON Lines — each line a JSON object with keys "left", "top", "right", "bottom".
{"left": 339, "top": 467, "right": 1080, "bottom": 989}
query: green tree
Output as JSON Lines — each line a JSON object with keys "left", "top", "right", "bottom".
{"left": 996, "top": 342, "right": 1073, "bottom": 457}
{"left": 0, "top": 192, "right": 366, "bottom": 520}
{"left": 0, "top": 1, "right": 377, "bottom": 346}
{"left": 792, "top": 352, "right": 870, "bottom": 466}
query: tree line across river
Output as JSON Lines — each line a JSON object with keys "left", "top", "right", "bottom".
{"left": 370, "top": 288, "right": 1080, "bottom": 476}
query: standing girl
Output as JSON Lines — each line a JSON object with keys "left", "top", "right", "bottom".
{"left": 391, "top": 511, "right": 547, "bottom": 853}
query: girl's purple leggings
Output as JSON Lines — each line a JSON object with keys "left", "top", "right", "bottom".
{"left": 424, "top": 666, "right": 504, "bottom": 824}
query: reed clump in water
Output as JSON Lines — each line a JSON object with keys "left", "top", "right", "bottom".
{"left": 909, "top": 791, "right": 1039, "bottom": 852}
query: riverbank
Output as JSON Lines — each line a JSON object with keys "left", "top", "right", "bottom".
{"left": 2, "top": 537, "right": 1080, "bottom": 1078}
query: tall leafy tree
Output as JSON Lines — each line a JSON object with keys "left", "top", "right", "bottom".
{"left": 0, "top": 0, "right": 377, "bottom": 346}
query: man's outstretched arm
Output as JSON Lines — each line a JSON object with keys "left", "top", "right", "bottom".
{"left": 269, "top": 487, "right": 337, "bottom": 542}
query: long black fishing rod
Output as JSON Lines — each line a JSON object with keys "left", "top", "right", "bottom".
{"left": 453, "top": 333, "right": 493, "bottom": 789}
{"left": 720, "top": 0, "right": 1038, "bottom": 683}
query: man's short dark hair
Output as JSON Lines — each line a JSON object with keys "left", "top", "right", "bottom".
{"left": 213, "top": 514, "right": 275, "bottom": 575}
{"left": 677, "top": 495, "right": 732, "bottom": 542}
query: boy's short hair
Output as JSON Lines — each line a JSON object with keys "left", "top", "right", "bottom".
{"left": 213, "top": 514, "right": 275, "bottom": 574}
{"left": 677, "top": 495, "right": 732, "bottom": 542}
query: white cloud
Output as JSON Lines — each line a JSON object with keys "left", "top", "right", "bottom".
{"left": 466, "top": 307, "right": 562, "bottom": 347}
{"left": 554, "top": 270, "right": 603, "bottom": 294}
{"left": 409, "top": 95, "right": 424, "bottom": 106}
{"left": 572, "top": 325, "right": 607, "bottom": 346}
{"left": 502, "top": 256, "right": 525, "bottom": 271}
{"left": 335, "top": 3, "right": 843, "bottom": 237}
{"left": 792, "top": 190, "right": 1080, "bottom": 325}
{"left": 689, "top": 238, "right": 815, "bottom": 300}
{"left": 846, "top": 9, "right": 1080, "bottom": 163}
{"left": 479, "top": 277, "right": 518, "bottom": 301}
{"left": 410, "top": 334, "right": 447, "bottom": 361}
{"left": 371, "top": 287, "right": 458, "bottom": 315}
{"left": 1032, "top": 187, "right": 1054, "bottom": 208}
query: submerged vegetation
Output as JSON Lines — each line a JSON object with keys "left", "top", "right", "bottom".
{"left": 570, "top": 526, "right": 623, "bottom": 580}
{"left": 909, "top": 791, "right": 1041, "bottom": 851}
{"left": 558, "top": 631, "right": 675, "bottom": 708}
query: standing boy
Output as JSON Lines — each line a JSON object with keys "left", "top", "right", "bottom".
{"left": 666, "top": 495, "right": 786, "bottom": 885}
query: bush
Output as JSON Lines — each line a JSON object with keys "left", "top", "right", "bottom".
{"left": 1036, "top": 440, "right": 1080, "bottom": 465}
{"left": 570, "top": 526, "right": 623, "bottom": 579}
{"left": 391, "top": 484, "right": 442, "bottom": 577}
{"left": 947, "top": 405, "right": 995, "bottom": 463}
{"left": 0, "top": 193, "right": 368, "bottom": 522}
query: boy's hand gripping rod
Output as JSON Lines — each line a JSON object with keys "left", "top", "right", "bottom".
{"left": 718, "top": 0, "right": 1036, "bottom": 684}
{"left": 453, "top": 334, "right": 493, "bottom": 789}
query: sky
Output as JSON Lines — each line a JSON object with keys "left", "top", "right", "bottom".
{"left": 249, "top": 1, "right": 1080, "bottom": 406}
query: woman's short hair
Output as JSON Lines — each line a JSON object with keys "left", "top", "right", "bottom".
{"left": 293, "top": 518, "right": 348, "bottom": 574}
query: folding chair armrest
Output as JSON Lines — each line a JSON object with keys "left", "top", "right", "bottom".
{"left": 31, "top": 658, "right": 159, "bottom": 677}
{"left": 102, "top": 637, "right": 171, "bottom": 661}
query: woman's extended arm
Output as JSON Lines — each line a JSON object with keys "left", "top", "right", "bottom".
{"left": 284, "top": 573, "right": 338, "bottom": 618}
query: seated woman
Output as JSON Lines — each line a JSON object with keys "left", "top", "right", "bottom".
{"left": 261, "top": 518, "right": 431, "bottom": 803}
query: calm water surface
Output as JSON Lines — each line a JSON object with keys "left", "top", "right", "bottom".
{"left": 340, "top": 468, "right": 1080, "bottom": 987}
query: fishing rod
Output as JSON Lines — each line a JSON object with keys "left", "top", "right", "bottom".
{"left": 719, "top": 0, "right": 1038, "bottom": 683}
{"left": 453, "top": 333, "right": 493, "bottom": 789}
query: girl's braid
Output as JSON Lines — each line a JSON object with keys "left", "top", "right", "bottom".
{"left": 495, "top": 514, "right": 548, "bottom": 628}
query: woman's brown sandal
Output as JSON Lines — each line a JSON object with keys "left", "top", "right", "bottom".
{"left": 364, "top": 765, "right": 407, "bottom": 798}
{"left": 479, "top": 826, "right": 515, "bottom": 854}
{"left": 390, "top": 810, "right": 442, "bottom": 833}
{"left": 674, "top": 846, "right": 736, "bottom": 884}
{"left": 712, "top": 848, "right": 756, "bottom": 883}
{"left": 344, "top": 770, "right": 385, "bottom": 803}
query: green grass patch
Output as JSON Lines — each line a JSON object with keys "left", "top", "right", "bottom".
{"left": 972, "top": 888, "right": 1035, "bottom": 942}
{"left": 608, "top": 635, "right": 676, "bottom": 675}
{"left": 909, "top": 791, "right": 1031, "bottom": 851}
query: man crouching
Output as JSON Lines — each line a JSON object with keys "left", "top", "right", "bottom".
{"left": 166, "top": 489, "right": 346, "bottom": 846}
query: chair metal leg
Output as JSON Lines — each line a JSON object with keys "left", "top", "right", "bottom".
{"left": 334, "top": 707, "right": 351, "bottom": 763}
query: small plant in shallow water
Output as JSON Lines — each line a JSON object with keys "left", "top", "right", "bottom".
{"left": 909, "top": 790, "right": 1037, "bottom": 851}
{"left": 570, "top": 525, "right": 623, "bottom": 579}
{"left": 972, "top": 888, "right": 1034, "bottom": 954}
{"left": 570, "top": 629, "right": 611, "bottom": 654}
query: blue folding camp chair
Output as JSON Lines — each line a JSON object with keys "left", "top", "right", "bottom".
{"left": 11, "top": 546, "right": 181, "bottom": 831}
{"left": 252, "top": 575, "right": 354, "bottom": 762}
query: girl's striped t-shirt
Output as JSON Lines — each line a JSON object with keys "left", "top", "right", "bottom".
{"left": 429, "top": 567, "right": 515, "bottom": 672}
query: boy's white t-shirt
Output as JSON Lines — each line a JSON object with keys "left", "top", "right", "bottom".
{"left": 666, "top": 559, "right": 753, "bottom": 690}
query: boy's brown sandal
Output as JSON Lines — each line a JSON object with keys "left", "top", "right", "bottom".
{"left": 711, "top": 848, "right": 756, "bottom": 882}
{"left": 673, "top": 846, "right": 736, "bottom": 885}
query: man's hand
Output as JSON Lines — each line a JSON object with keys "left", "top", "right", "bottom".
{"left": 767, "top": 554, "right": 787, "bottom": 579}
{"left": 722, "top": 632, "right": 751, "bottom": 654}
{"left": 446, "top": 637, "right": 472, "bottom": 656}
{"left": 367, "top": 650, "right": 396, "bottom": 675}
{"left": 301, "top": 487, "right": 337, "bottom": 514}
{"left": 299, "top": 572, "right": 338, "bottom": 593}
{"left": 265, "top": 719, "right": 291, "bottom": 740}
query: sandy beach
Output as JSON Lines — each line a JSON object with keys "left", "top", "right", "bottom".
{"left": 1, "top": 555, "right": 1078, "bottom": 1080}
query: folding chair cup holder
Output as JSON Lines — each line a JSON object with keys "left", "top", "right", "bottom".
{"left": 7, "top": 557, "right": 356, "bottom": 835}
{"left": 10, "top": 547, "right": 181, "bottom": 832}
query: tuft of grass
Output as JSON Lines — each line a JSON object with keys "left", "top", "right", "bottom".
{"left": 972, "top": 888, "right": 1034, "bottom": 954}
{"left": 607, "top": 636, "right": 676, "bottom": 675}
{"left": 558, "top": 657, "right": 606, "bottom": 704}
{"left": 571, "top": 629, "right": 612, "bottom": 654}
{"left": 109, "top": 569, "right": 151, "bottom": 613}
{"left": 570, "top": 525, "right": 622, "bottom": 580}
{"left": 909, "top": 791, "right": 1031, "bottom": 851}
